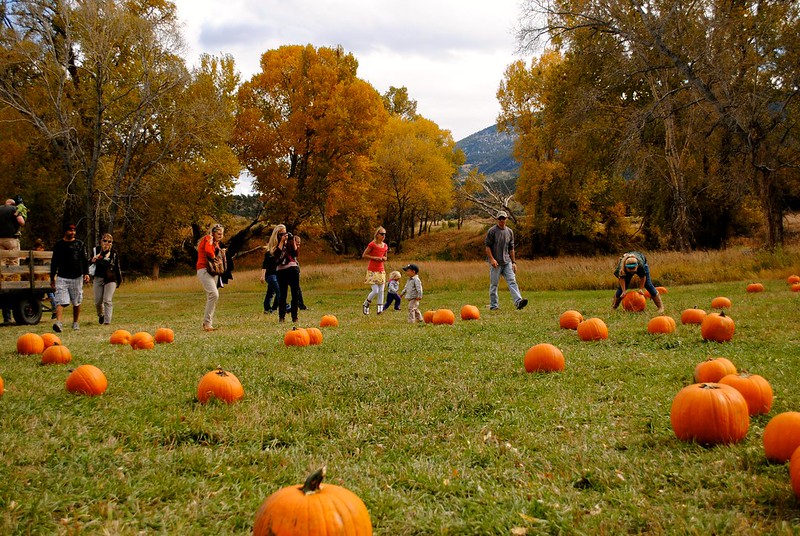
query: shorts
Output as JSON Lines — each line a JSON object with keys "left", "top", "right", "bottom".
{"left": 54, "top": 276, "right": 84, "bottom": 307}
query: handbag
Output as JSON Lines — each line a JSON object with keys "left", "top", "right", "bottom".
{"left": 206, "top": 248, "right": 227, "bottom": 276}
{"left": 88, "top": 247, "right": 97, "bottom": 276}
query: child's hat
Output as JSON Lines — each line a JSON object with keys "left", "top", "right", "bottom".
{"left": 402, "top": 263, "right": 419, "bottom": 273}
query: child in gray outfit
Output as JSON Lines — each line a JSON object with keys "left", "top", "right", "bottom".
{"left": 400, "top": 263, "right": 423, "bottom": 323}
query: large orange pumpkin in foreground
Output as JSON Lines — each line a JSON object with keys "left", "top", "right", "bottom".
{"left": 670, "top": 383, "right": 749, "bottom": 445}
{"left": 320, "top": 315, "right": 339, "bottom": 328}
{"left": 622, "top": 291, "right": 646, "bottom": 312}
{"left": 109, "top": 329, "right": 132, "bottom": 345}
{"left": 763, "top": 412, "right": 800, "bottom": 463}
{"left": 680, "top": 307, "right": 707, "bottom": 325}
{"left": 41, "top": 333, "right": 62, "bottom": 349}
{"left": 647, "top": 315, "right": 676, "bottom": 334}
{"left": 284, "top": 327, "right": 310, "bottom": 347}
{"left": 791, "top": 447, "right": 800, "bottom": 499}
{"left": 719, "top": 373, "right": 773, "bottom": 415}
{"left": 701, "top": 312, "right": 735, "bottom": 342}
{"left": 460, "top": 304, "right": 480, "bottom": 321}
{"left": 66, "top": 365, "right": 108, "bottom": 396}
{"left": 130, "top": 332, "right": 155, "bottom": 350}
{"left": 41, "top": 344, "right": 72, "bottom": 365}
{"left": 197, "top": 367, "right": 244, "bottom": 404}
{"left": 559, "top": 310, "right": 583, "bottom": 330}
{"left": 154, "top": 328, "right": 175, "bottom": 343}
{"left": 711, "top": 296, "right": 732, "bottom": 309}
{"left": 694, "top": 357, "right": 737, "bottom": 383}
{"left": 523, "top": 343, "right": 565, "bottom": 373}
{"left": 432, "top": 309, "right": 455, "bottom": 325}
{"left": 16, "top": 333, "right": 44, "bottom": 355}
{"left": 746, "top": 283, "right": 765, "bottom": 293}
{"left": 253, "top": 467, "right": 372, "bottom": 536}
{"left": 577, "top": 318, "right": 608, "bottom": 341}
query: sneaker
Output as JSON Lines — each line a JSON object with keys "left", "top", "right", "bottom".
{"left": 99, "top": 315, "right": 104, "bottom": 324}
{"left": 362, "top": 301, "right": 370, "bottom": 315}
{"left": 516, "top": 298, "right": 529, "bottom": 310}
{"left": 72, "top": 322, "right": 80, "bottom": 330}
{"left": 53, "top": 321, "right": 62, "bottom": 333}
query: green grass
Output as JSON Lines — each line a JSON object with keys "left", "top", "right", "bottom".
{"left": 1, "top": 263, "right": 800, "bottom": 534}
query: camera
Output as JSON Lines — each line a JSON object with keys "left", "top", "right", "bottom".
{"left": 286, "top": 232, "right": 293, "bottom": 240}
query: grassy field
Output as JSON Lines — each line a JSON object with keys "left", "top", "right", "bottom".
{"left": 1, "top": 251, "right": 800, "bottom": 534}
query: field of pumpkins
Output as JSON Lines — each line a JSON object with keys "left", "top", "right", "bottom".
{"left": 1, "top": 273, "right": 800, "bottom": 533}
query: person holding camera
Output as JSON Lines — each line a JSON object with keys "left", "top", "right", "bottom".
{"left": 90, "top": 233, "right": 122, "bottom": 325}
{"left": 271, "top": 224, "right": 302, "bottom": 324}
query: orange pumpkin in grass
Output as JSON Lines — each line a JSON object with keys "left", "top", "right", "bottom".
{"left": 66, "top": 365, "right": 108, "bottom": 396}
{"left": 791, "top": 447, "right": 800, "bottom": 499}
{"left": 41, "top": 344, "right": 72, "bottom": 365}
{"left": 622, "top": 291, "right": 646, "bottom": 312}
{"left": 746, "top": 283, "right": 765, "bottom": 293}
{"left": 701, "top": 312, "right": 735, "bottom": 342}
{"left": 16, "top": 333, "right": 44, "bottom": 355}
{"left": 197, "top": 367, "right": 244, "bottom": 404}
{"left": 423, "top": 310, "right": 435, "bottom": 324}
{"left": 647, "top": 315, "right": 676, "bottom": 334}
{"left": 763, "top": 412, "right": 800, "bottom": 463}
{"left": 41, "top": 333, "right": 61, "bottom": 349}
{"left": 0, "top": 375, "right": 3, "bottom": 397}
{"left": 284, "top": 327, "right": 310, "bottom": 347}
{"left": 681, "top": 307, "right": 707, "bottom": 325}
{"left": 788, "top": 274, "right": 800, "bottom": 285}
{"left": 432, "top": 309, "right": 455, "bottom": 325}
{"left": 460, "top": 304, "right": 480, "bottom": 320}
{"left": 523, "top": 343, "right": 565, "bottom": 373}
{"left": 694, "top": 357, "right": 737, "bottom": 383}
{"left": 577, "top": 318, "right": 608, "bottom": 341}
{"left": 792, "top": 283, "right": 800, "bottom": 293}
{"left": 306, "top": 327, "right": 323, "bottom": 345}
{"left": 670, "top": 383, "right": 749, "bottom": 445}
{"left": 319, "top": 315, "right": 339, "bottom": 328}
{"left": 154, "top": 328, "right": 174, "bottom": 343}
{"left": 559, "top": 310, "right": 583, "bottom": 330}
{"left": 253, "top": 467, "right": 372, "bottom": 536}
{"left": 711, "top": 296, "right": 732, "bottom": 309}
{"left": 719, "top": 373, "right": 773, "bottom": 415}
{"left": 130, "top": 332, "right": 155, "bottom": 350}
{"left": 109, "top": 329, "right": 132, "bottom": 345}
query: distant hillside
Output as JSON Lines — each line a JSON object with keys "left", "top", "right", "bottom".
{"left": 456, "top": 124, "right": 519, "bottom": 175}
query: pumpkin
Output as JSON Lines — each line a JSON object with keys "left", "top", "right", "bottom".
{"left": 306, "top": 327, "right": 323, "bottom": 345}
{"left": 41, "top": 333, "right": 62, "bottom": 349}
{"left": 284, "top": 327, "right": 310, "bottom": 347}
{"left": 792, "top": 283, "right": 800, "bottom": 293}
{"left": 130, "top": 332, "right": 155, "bottom": 350}
{"left": 670, "top": 383, "right": 749, "bottom": 444}
{"left": 577, "top": 318, "right": 608, "bottom": 341}
{"left": 701, "top": 311, "right": 735, "bottom": 342}
{"left": 41, "top": 344, "right": 72, "bottom": 365}
{"left": 460, "top": 304, "right": 480, "bottom": 321}
{"left": 711, "top": 296, "right": 732, "bottom": 309}
{"left": 197, "top": 367, "right": 244, "bottom": 404}
{"left": 423, "top": 310, "right": 435, "bottom": 324}
{"left": 791, "top": 447, "right": 800, "bottom": 499}
{"left": 621, "top": 291, "right": 646, "bottom": 312}
{"left": 647, "top": 315, "right": 676, "bottom": 334}
{"left": 432, "top": 309, "right": 455, "bottom": 325}
{"left": 559, "top": 310, "right": 583, "bottom": 330}
{"left": 109, "top": 329, "right": 132, "bottom": 345}
{"left": 788, "top": 274, "right": 800, "bottom": 285}
{"left": 319, "top": 315, "right": 339, "bottom": 328}
{"left": 253, "top": 467, "right": 372, "bottom": 536}
{"left": 16, "top": 333, "right": 45, "bottom": 355}
{"left": 66, "top": 365, "right": 108, "bottom": 396}
{"left": 763, "top": 412, "right": 800, "bottom": 463}
{"left": 524, "top": 343, "right": 565, "bottom": 373}
{"left": 154, "top": 327, "right": 174, "bottom": 343}
{"left": 0, "top": 375, "right": 3, "bottom": 397}
{"left": 745, "top": 283, "right": 765, "bottom": 293}
{"left": 680, "top": 306, "right": 706, "bottom": 325}
{"left": 656, "top": 286, "right": 668, "bottom": 295}
{"left": 718, "top": 373, "right": 773, "bottom": 415}
{"left": 693, "top": 357, "right": 737, "bottom": 383}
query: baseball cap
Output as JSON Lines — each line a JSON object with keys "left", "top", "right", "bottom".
{"left": 402, "top": 263, "right": 419, "bottom": 273}
{"left": 67, "top": 224, "right": 76, "bottom": 230}
{"left": 496, "top": 210, "right": 508, "bottom": 219}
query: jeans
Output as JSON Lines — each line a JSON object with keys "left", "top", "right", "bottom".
{"left": 385, "top": 292, "right": 401, "bottom": 310}
{"left": 277, "top": 266, "right": 301, "bottom": 322}
{"left": 489, "top": 263, "right": 523, "bottom": 309}
{"left": 93, "top": 277, "right": 117, "bottom": 324}
{"left": 263, "top": 274, "right": 279, "bottom": 312}
{"left": 615, "top": 264, "right": 658, "bottom": 298}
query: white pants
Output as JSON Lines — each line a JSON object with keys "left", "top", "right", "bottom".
{"left": 93, "top": 278, "right": 117, "bottom": 324}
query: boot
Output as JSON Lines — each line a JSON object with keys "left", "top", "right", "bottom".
{"left": 376, "top": 303, "right": 384, "bottom": 315}
{"left": 611, "top": 295, "right": 622, "bottom": 309}
{"left": 652, "top": 294, "right": 665, "bottom": 314}
{"left": 362, "top": 299, "right": 371, "bottom": 315}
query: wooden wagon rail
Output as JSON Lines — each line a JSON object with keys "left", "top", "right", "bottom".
{"left": 0, "top": 250, "right": 52, "bottom": 293}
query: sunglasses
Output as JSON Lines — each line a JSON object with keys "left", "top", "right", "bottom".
{"left": 102, "top": 239, "right": 113, "bottom": 243}
{"left": 377, "top": 232, "right": 386, "bottom": 235}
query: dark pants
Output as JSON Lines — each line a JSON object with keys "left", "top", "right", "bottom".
{"left": 385, "top": 292, "right": 401, "bottom": 310}
{"left": 277, "top": 266, "right": 301, "bottom": 322}
{"left": 263, "top": 274, "right": 279, "bottom": 312}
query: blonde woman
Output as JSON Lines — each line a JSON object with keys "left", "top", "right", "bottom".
{"left": 196, "top": 223, "right": 224, "bottom": 331}
{"left": 90, "top": 233, "right": 122, "bottom": 325}
{"left": 361, "top": 227, "right": 388, "bottom": 314}
{"left": 271, "top": 224, "right": 302, "bottom": 324}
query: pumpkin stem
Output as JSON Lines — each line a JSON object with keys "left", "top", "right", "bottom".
{"left": 699, "top": 383, "right": 721, "bottom": 389}
{"left": 302, "top": 466, "right": 327, "bottom": 495}
{"left": 720, "top": 311, "right": 726, "bottom": 317}
{"left": 215, "top": 367, "right": 228, "bottom": 377}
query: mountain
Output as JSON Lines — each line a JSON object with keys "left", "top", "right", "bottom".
{"left": 456, "top": 124, "right": 519, "bottom": 175}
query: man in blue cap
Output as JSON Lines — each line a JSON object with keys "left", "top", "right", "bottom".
{"left": 612, "top": 251, "right": 663, "bottom": 313}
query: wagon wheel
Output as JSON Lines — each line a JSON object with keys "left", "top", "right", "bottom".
{"left": 12, "top": 296, "right": 43, "bottom": 325}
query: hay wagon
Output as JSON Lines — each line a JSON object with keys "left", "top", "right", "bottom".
{"left": 0, "top": 249, "right": 53, "bottom": 325}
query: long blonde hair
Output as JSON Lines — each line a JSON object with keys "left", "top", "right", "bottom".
{"left": 267, "top": 224, "right": 286, "bottom": 252}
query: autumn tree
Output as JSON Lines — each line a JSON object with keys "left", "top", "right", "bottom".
{"left": 233, "top": 44, "right": 388, "bottom": 251}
